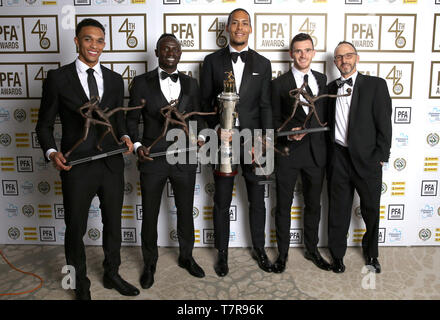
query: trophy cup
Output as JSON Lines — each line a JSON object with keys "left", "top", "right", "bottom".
{"left": 214, "top": 71, "right": 239, "bottom": 176}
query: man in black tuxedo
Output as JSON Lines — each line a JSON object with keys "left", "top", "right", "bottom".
{"left": 36, "top": 18, "right": 139, "bottom": 300}
{"left": 200, "top": 8, "right": 273, "bottom": 276}
{"left": 126, "top": 34, "right": 205, "bottom": 289}
{"left": 327, "top": 41, "right": 392, "bottom": 273}
{"left": 271, "top": 33, "right": 331, "bottom": 273}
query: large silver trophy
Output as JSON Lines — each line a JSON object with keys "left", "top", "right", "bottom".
{"left": 214, "top": 71, "right": 239, "bottom": 176}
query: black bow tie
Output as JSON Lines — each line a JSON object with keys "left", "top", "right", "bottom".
{"left": 230, "top": 51, "right": 248, "bottom": 63}
{"left": 160, "top": 71, "right": 178, "bottom": 82}
{"left": 336, "top": 77, "right": 353, "bottom": 88}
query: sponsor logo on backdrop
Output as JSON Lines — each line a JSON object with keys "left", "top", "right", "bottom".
{"left": 419, "top": 228, "right": 431, "bottom": 241}
{"left": 0, "top": 63, "right": 60, "bottom": 99}
{"left": 8, "top": 227, "right": 20, "bottom": 240}
{"left": 255, "top": 13, "right": 327, "bottom": 52}
{"left": 88, "top": 228, "right": 101, "bottom": 240}
{"left": 345, "top": 0, "right": 362, "bottom": 4}
{"left": 17, "top": 156, "right": 33, "bottom": 172}
{"left": 101, "top": 61, "right": 147, "bottom": 98}
{"left": 163, "top": 0, "right": 181, "bottom": 4}
{"left": 22, "top": 204, "right": 35, "bottom": 218}
{"left": 421, "top": 180, "right": 438, "bottom": 196}
{"left": 388, "top": 204, "right": 404, "bottom": 220}
{"left": 388, "top": 228, "right": 402, "bottom": 242}
{"left": 394, "top": 107, "right": 411, "bottom": 124}
{"left": 54, "top": 204, "right": 64, "bottom": 219}
{"left": 164, "top": 13, "right": 229, "bottom": 51}
{"left": 76, "top": 14, "right": 146, "bottom": 52}
{"left": 420, "top": 205, "right": 434, "bottom": 219}
{"left": 357, "top": 62, "right": 413, "bottom": 99}
{"left": 203, "top": 228, "right": 215, "bottom": 244}
{"left": 2, "top": 180, "right": 18, "bottom": 196}
{"left": 122, "top": 228, "right": 136, "bottom": 243}
{"left": 429, "top": 62, "right": 440, "bottom": 98}
{"left": 427, "top": 133, "right": 439, "bottom": 147}
{"left": 424, "top": 157, "right": 438, "bottom": 172}
{"left": 345, "top": 14, "right": 416, "bottom": 52}
{"left": 290, "top": 228, "right": 303, "bottom": 244}
{"left": 433, "top": 14, "right": 440, "bottom": 52}
{"left": 40, "top": 226, "right": 56, "bottom": 242}
{"left": 378, "top": 228, "right": 386, "bottom": 243}
{"left": 393, "top": 158, "right": 406, "bottom": 171}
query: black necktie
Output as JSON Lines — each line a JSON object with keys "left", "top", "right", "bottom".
{"left": 160, "top": 71, "right": 178, "bottom": 82}
{"left": 336, "top": 77, "right": 353, "bottom": 88}
{"left": 230, "top": 51, "right": 248, "bottom": 63}
{"left": 86, "top": 68, "right": 99, "bottom": 100}
{"left": 303, "top": 74, "right": 314, "bottom": 96}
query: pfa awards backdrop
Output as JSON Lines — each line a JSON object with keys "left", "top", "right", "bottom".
{"left": 0, "top": 0, "right": 439, "bottom": 248}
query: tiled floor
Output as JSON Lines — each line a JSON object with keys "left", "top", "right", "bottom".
{"left": 1, "top": 245, "right": 439, "bottom": 300}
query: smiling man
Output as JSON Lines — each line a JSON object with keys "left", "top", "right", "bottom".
{"left": 36, "top": 18, "right": 138, "bottom": 300}
{"left": 326, "top": 41, "right": 392, "bottom": 274}
{"left": 271, "top": 33, "right": 331, "bottom": 273}
{"left": 200, "top": 8, "right": 273, "bottom": 277}
{"left": 126, "top": 33, "right": 206, "bottom": 289}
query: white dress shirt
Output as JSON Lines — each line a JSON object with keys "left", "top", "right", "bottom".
{"left": 158, "top": 67, "right": 181, "bottom": 103}
{"left": 229, "top": 44, "right": 248, "bottom": 94}
{"left": 334, "top": 71, "right": 358, "bottom": 147}
{"left": 46, "top": 59, "right": 105, "bottom": 160}
{"left": 291, "top": 66, "right": 319, "bottom": 115}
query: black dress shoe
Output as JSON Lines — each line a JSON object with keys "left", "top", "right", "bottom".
{"left": 178, "top": 256, "right": 205, "bottom": 278}
{"left": 74, "top": 288, "right": 91, "bottom": 300}
{"left": 214, "top": 250, "right": 229, "bottom": 277}
{"left": 103, "top": 273, "right": 140, "bottom": 296}
{"left": 140, "top": 265, "right": 156, "bottom": 289}
{"left": 365, "top": 257, "right": 381, "bottom": 273}
{"left": 272, "top": 253, "right": 288, "bottom": 273}
{"left": 330, "top": 258, "right": 345, "bottom": 273}
{"left": 251, "top": 247, "right": 273, "bottom": 273}
{"left": 304, "top": 250, "right": 332, "bottom": 271}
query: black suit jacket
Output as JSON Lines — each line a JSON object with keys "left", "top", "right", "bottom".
{"left": 327, "top": 73, "right": 392, "bottom": 178}
{"left": 200, "top": 47, "right": 272, "bottom": 131}
{"left": 126, "top": 68, "right": 205, "bottom": 173}
{"left": 272, "top": 70, "right": 328, "bottom": 167}
{"left": 36, "top": 61, "right": 126, "bottom": 172}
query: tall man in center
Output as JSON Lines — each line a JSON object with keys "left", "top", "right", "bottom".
{"left": 127, "top": 33, "right": 206, "bottom": 289}
{"left": 201, "top": 8, "right": 273, "bottom": 276}
{"left": 271, "top": 33, "right": 331, "bottom": 273}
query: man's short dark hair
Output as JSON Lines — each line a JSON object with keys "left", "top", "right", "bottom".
{"left": 75, "top": 18, "right": 105, "bottom": 37}
{"left": 227, "top": 8, "right": 252, "bottom": 27}
{"left": 290, "top": 33, "right": 314, "bottom": 52}
{"left": 334, "top": 41, "right": 358, "bottom": 54}
{"left": 155, "top": 33, "right": 179, "bottom": 51}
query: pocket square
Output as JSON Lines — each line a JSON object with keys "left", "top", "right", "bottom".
{"left": 252, "top": 72, "right": 260, "bottom": 76}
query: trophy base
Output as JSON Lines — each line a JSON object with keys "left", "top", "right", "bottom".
{"left": 65, "top": 146, "right": 128, "bottom": 166}
{"left": 214, "top": 170, "right": 238, "bottom": 177}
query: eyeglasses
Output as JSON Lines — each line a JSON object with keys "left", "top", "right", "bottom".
{"left": 334, "top": 52, "right": 357, "bottom": 61}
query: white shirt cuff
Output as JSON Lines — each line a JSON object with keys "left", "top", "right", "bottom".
{"left": 46, "top": 148, "right": 57, "bottom": 161}
{"left": 133, "top": 142, "right": 142, "bottom": 153}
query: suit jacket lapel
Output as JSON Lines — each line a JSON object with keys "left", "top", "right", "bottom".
{"left": 348, "top": 73, "right": 362, "bottom": 134}
{"left": 100, "top": 65, "right": 111, "bottom": 107}
{"left": 177, "top": 72, "right": 189, "bottom": 112}
{"left": 222, "top": 48, "right": 234, "bottom": 81}
{"left": 149, "top": 69, "right": 169, "bottom": 109}
{"left": 66, "top": 62, "right": 89, "bottom": 105}
{"left": 238, "top": 49, "right": 253, "bottom": 96}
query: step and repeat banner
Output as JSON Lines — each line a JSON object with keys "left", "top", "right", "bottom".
{"left": 0, "top": 0, "right": 439, "bottom": 248}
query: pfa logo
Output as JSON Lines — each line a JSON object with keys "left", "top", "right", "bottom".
{"left": 76, "top": 14, "right": 146, "bottom": 52}
{"left": 164, "top": 14, "right": 229, "bottom": 51}
{"left": 255, "top": 13, "right": 327, "bottom": 52}
{"left": 430, "top": 62, "right": 440, "bottom": 99}
{"left": 345, "top": 14, "right": 415, "bottom": 52}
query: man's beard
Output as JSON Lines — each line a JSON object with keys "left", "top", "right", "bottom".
{"left": 230, "top": 39, "right": 246, "bottom": 47}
